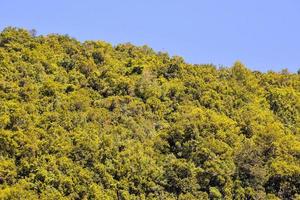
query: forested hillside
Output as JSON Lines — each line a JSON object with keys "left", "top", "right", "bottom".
{"left": 0, "top": 27, "right": 299, "bottom": 200}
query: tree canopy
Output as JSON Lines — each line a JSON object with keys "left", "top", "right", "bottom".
{"left": 0, "top": 27, "right": 299, "bottom": 200}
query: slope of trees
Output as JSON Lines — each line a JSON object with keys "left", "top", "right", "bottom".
{"left": 0, "top": 27, "right": 299, "bottom": 199}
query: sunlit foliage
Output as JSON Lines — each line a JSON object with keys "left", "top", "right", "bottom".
{"left": 0, "top": 27, "right": 299, "bottom": 199}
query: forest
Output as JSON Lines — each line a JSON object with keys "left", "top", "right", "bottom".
{"left": 0, "top": 27, "right": 299, "bottom": 200}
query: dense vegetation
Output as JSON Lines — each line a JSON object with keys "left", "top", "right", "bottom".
{"left": 0, "top": 27, "right": 299, "bottom": 200}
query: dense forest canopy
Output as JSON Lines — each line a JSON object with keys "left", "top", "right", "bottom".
{"left": 0, "top": 27, "right": 299, "bottom": 200}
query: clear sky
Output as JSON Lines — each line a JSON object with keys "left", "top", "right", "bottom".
{"left": 1, "top": 0, "right": 300, "bottom": 72}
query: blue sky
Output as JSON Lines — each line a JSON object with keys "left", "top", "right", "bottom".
{"left": 1, "top": 0, "right": 300, "bottom": 72}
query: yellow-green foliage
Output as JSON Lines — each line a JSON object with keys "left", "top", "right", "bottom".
{"left": 0, "top": 27, "right": 299, "bottom": 199}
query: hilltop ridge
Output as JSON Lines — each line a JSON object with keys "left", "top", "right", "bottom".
{"left": 0, "top": 27, "right": 299, "bottom": 200}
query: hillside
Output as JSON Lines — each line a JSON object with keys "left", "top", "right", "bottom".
{"left": 0, "top": 27, "right": 299, "bottom": 200}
